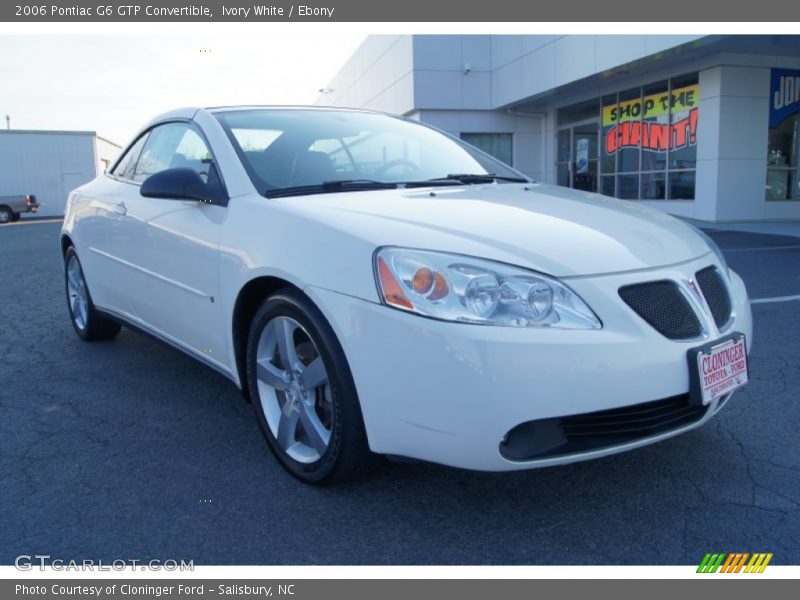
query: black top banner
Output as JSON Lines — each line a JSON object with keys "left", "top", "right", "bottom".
{"left": 3, "top": 0, "right": 800, "bottom": 21}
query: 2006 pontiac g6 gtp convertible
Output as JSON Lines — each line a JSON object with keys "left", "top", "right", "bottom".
{"left": 61, "top": 106, "right": 752, "bottom": 484}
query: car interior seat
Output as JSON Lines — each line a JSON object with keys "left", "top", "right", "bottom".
{"left": 289, "top": 151, "right": 337, "bottom": 187}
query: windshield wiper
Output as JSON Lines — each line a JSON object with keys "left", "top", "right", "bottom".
{"left": 439, "top": 173, "right": 529, "bottom": 183}
{"left": 264, "top": 174, "right": 530, "bottom": 197}
{"left": 264, "top": 179, "right": 399, "bottom": 198}
{"left": 403, "top": 173, "right": 529, "bottom": 187}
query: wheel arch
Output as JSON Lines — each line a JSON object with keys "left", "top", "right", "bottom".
{"left": 60, "top": 233, "right": 74, "bottom": 257}
{"left": 232, "top": 275, "right": 308, "bottom": 401}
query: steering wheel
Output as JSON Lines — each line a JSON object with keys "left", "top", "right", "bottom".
{"left": 374, "top": 159, "right": 421, "bottom": 178}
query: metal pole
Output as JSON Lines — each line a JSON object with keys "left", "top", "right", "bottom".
{"left": 4, "top": 115, "right": 9, "bottom": 130}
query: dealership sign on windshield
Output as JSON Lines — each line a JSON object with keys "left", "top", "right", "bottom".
{"left": 770, "top": 69, "right": 800, "bottom": 128}
{"left": 603, "top": 84, "right": 699, "bottom": 155}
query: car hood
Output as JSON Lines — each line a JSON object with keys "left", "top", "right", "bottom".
{"left": 276, "top": 182, "right": 711, "bottom": 278}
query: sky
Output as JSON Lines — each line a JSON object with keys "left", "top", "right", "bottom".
{"left": 0, "top": 34, "right": 366, "bottom": 146}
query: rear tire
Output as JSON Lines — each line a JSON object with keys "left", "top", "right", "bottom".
{"left": 0, "top": 206, "right": 12, "bottom": 224}
{"left": 64, "top": 247, "right": 121, "bottom": 342}
{"left": 246, "top": 289, "right": 380, "bottom": 484}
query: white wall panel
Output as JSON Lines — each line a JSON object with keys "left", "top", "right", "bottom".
{"left": 0, "top": 132, "right": 101, "bottom": 217}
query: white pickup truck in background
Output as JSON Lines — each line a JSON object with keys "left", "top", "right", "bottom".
{"left": 0, "top": 194, "right": 39, "bottom": 224}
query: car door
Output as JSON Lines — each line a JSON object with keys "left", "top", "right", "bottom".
{"left": 109, "top": 121, "right": 229, "bottom": 371}
{"left": 76, "top": 131, "right": 149, "bottom": 314}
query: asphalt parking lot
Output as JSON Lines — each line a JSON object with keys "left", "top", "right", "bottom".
{"left": 1, "top": 220, "right": 798, "bottom": 565}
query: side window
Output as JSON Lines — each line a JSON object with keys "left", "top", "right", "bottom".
{"left": 111, "top": 133, "right": 148, "bottom": 181}
{"left": 133, "top": 123, "right": 215, "bottom": 184}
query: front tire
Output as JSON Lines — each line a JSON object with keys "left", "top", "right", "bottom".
{"left": 64, "top": 247, "right": 121, "bottom": 341}
{"left": 246, "top": 289, "right": 379, "bottom": 484}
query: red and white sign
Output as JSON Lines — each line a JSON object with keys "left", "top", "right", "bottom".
{"left": 696, "top": 336, "right": 748, "bottom": 405}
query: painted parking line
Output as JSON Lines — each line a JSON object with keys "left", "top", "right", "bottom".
{"left": 751, "top": 294, "right": 800, "bottom": 305}
{"left": 0, "top": 218, "right": 63, "bottom": 227}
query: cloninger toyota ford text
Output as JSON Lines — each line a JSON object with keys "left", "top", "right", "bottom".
{"left": 60, "top": 107, "right": 752, "bottom": 484}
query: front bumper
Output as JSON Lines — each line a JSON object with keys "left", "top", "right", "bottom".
{"left": 306, "top": 255, "right": 752, "bottom": 471}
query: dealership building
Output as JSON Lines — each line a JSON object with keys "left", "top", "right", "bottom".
{"left": 0, "top": 130, "right": 120, "bottom": 218}
{"left": 319, "top": 35, "right": 800, "bottom": 222}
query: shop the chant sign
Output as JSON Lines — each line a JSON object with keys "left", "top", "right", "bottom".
{"left": 770, "top": 69, "right": 800, "bottom": 128}
{"left": 603, "top": 84, "right": 699, "bottom": 155}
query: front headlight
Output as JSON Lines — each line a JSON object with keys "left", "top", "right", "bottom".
{"left": 374, "top": 247, "right": 601, "bottom": 329}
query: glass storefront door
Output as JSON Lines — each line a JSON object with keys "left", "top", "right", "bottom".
{"left": 556, "top": 121, "right": 599, "bottom": 192}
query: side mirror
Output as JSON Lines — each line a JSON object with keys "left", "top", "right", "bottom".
{"left": 140, "top": 168, "right": 225, "bottom": 205}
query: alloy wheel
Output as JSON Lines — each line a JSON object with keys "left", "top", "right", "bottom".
{"left": 255, "top": 316, "right": 333, "bottom": 463}
{"left": 66, "top": 255, "right": 89, "bottom": 330}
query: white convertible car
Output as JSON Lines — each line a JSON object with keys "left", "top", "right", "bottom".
{"left": 61, "top": 106, "right": 752, "bottom": 484}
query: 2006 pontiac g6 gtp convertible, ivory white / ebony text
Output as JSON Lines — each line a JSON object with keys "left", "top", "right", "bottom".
{"left": 60, "top": 106, "right": 752, "bottom": 484}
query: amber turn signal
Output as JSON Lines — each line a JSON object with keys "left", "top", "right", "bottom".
{"left": 377, "top": 257, "right": 413, "bottom": 309}
{"left": 428, "top": 272, "right": 449, "bottom": 300}
{"left": 412, "top": 267, "right": 434, "bottom": 294}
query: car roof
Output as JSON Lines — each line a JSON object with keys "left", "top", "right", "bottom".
{"left": 204, "top": 105, "right": 382, "bottom": 115}
{"left": 144, "top": 105, "right": 391, "bottom": 129}
{"left": 141, "top": 107, "right": 200, "bottom": 129}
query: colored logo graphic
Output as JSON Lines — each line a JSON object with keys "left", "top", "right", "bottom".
{"left": 697, "top": 552, "right": 773, "bottom": 573}
{"left": 769, "top": 68, "right": 800, "bottom": 128}
{"left": 602, "top": 83, "right": 699, "bottom": 155}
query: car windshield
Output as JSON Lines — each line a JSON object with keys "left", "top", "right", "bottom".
{"left": 214, "top": 108, "right": 526, "bottom": 197}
